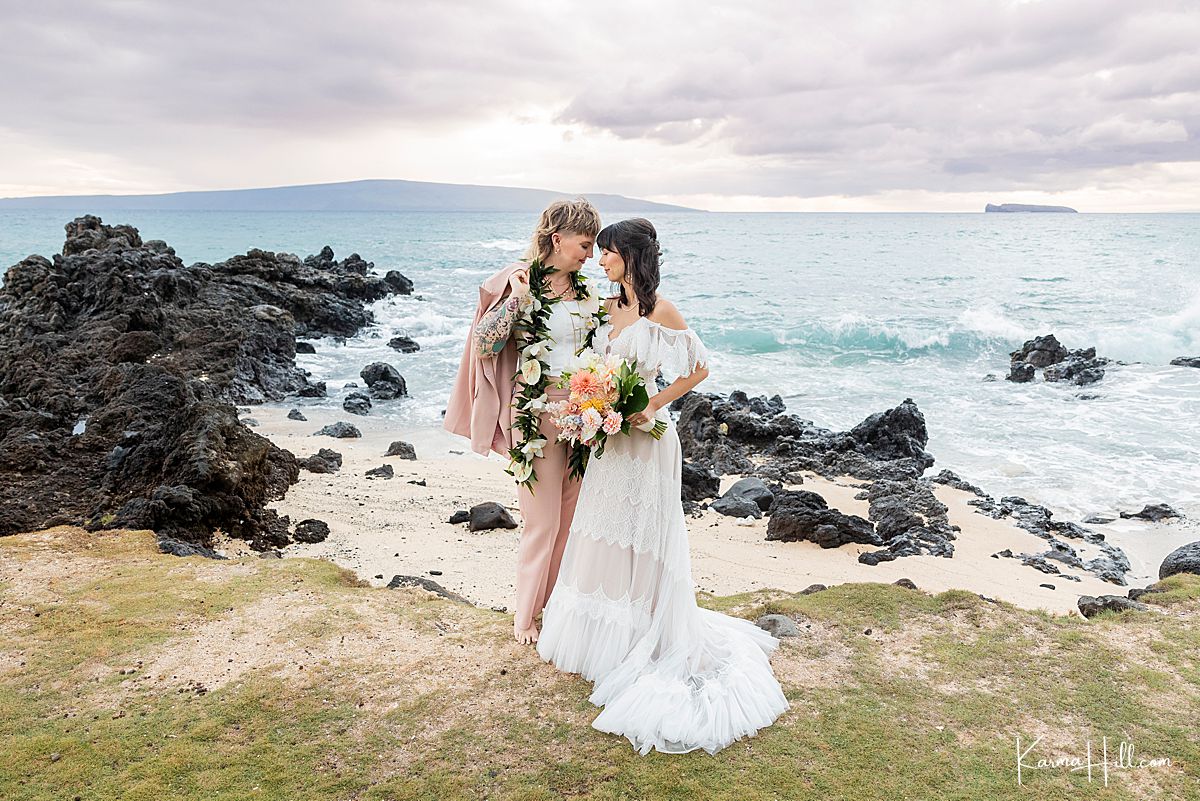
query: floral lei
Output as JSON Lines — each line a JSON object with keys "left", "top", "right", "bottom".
{"left": 507, "top": 259, "right": 608, "bottom": 490}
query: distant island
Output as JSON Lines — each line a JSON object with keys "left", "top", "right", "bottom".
{"left": 985, "top": 203, "right": 1078, "bottom": 213}
{"left": 0, "top": 178, "right": 700, "bottom": 214}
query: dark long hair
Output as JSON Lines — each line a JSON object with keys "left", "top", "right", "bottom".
{"left": 597, "top": 218, "right": 660, "bottom": 316}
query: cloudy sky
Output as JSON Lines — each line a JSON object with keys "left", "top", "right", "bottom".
{"left": 2, "top": 0, "right": 1198, "bottom": 210}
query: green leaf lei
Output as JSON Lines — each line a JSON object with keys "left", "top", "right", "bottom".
{"left": 506, "top": 259, "right": 608, "bottom": 491}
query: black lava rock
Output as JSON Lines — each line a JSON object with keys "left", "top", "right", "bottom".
{"left": 293, "top": 518, "right": 331, "bottom": 543}
{"left": 300, "top": 448, "right": 342, "bottom": 473}
{"left": 365, "top": 464, "right": 394, "bottom": 479}
{"left": 1006, "top": 334, "right": 1109, "bottom": 385}
{"left": 1010, "top": 334, "right": 1069, "bottom": 368}
{"left": 385, "top": 440, "right": 417, "bottom": 460}
{"left": 1077, "top": 594, "right": 1149, "bottom": 618}
{"left": 295, "top": 341, "right": 317, "bottom": 354}
{"left": 298, "top": 381, "right": 327, "bottom": 398}
{"left": 1171, "top": 356, "right": 1200, "bottom": 368}
{"left": 287, "top": 408, "right": 307, "bottom": 421}
{"left": 468, "top": 502, "right": 518, "bottom": 532}
{"left": 711, "top": 495, "right": 763, "bottom": 519}
{"left": 157, "top": 536, "right": 227, "bottom": 560}
{"left": 681, "top": 460, "right": 720, "bottom": 502}
{"left": 386, "top": 575, "right": 469, "bottom": 604}
{"left": 723, "top": 477, "right": 774, "bottom": 512}
{"left": 1120, "top": 503, "right": 1181, "bottom": 522}
{"left": 388, "top": 335, "right": 420, "bottom": 353}
{"left": 766, "top": 490, "right": 879, "bottom": 548}
{"left": 343, "top": 392, "right": 372, "bottom": 416}
{"left": 1160, "top": 541, "right": 1200, "bottom": 580}
{"left": 361, "top": 362, "right": 402, "bottom": 387}
{"left": 315, "top": 422, "right": 361, "bottom": 438}
{"left": 448, "top": 510, "right": 470, "bottom": 524}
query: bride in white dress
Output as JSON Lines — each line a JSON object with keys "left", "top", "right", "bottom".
{"left": 535, "top": 218, "right": 789, "bottom": 755}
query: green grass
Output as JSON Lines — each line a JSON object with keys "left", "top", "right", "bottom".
{"left": 2, "top": 527, "right": 1198, "bottom": 800}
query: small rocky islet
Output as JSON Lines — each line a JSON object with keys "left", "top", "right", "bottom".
{"left": 0, "top": 216, "right": 1193, "bottom": 605}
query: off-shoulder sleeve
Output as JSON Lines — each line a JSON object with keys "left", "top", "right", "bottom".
{"left": 653, "top": 324, "right": 709, "bottom": 383}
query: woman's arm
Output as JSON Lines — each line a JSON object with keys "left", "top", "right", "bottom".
{"left": 626, "top": 299, "right": 709, "bottom": 426}
{"left": 473, "top": 268, "right": 532, "bottom": 357}
{"left": 473, "top": 292, "right": 531, "bottom": 357}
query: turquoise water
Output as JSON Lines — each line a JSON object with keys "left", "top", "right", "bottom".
{"left": 3, "top": 209, "right": 1198, "bottom": 539}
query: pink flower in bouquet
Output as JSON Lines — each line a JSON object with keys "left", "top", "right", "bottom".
{"left": 602, "top": 411, "right": 622, "bottom": 435}
{"left": 580, "top": 407, "right": 603, "bottom": 440}
{"left": 569, "top": 370, "right": 603, "bottom": 400}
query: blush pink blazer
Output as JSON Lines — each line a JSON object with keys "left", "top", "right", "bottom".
{"left": 443, "top": 261, "right": 526, "bottom": 456}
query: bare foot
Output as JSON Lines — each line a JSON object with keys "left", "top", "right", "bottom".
{"left": 514, "top": 622, "right": 539, "bottom": 644}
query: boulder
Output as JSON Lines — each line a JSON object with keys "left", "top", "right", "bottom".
{"left": 287, "top": 408, "right": 307, "bottom": 421}
{"left": 1077, "top": 595, "right": 1149, "bottom": 618}
{"left": 1169, "top": 356, "right": 1200, "bottom": 368}
{"left": 1159, "top": 541, "right": 1200, "bottom": 580}
{"left": 365, "top": 464, "right": 394, "bottom": 480}
{"left": 298, "top": 381, "right": 327, "bottom": 398}
{"left": 343, "top": 392, "right": 372, "bottom": 416}
{"left": 711, "top": 495, "right": 762, "bottom": 519}
{"left": 388, "top": 335, "right": 420, "bottom": 353}
{"left": 723, "top": 476, "right": 774, "bottom": 511}
{"left": 385, "top": 440, "right": 417, "bottom": 460}
{"left": 755, "top": 614, "right": 801, "bottom": 637}
{"left": 681, "top": 460, "right": 721, "bottom": 501}
{"left": 1120, "top": 503, "right": 1181, "bottom": 522}
{"left": 1010, "top": 334, "right": 1069, "bottom": 368}
{"left": 468, "top": 502, "right": 517, "bottom": 532}
{"left": 293, "top": 518, "right": 331, "bottom": 543}
{"left": 386, "top": 575, "right": 469, "bottom": 604}
{"left": 300, "top": 448, "right": 342, "bottom": 473}
{"left": 361, "top": 362, "right": 402, "bottom": 387}
{"left": 315, "top": 422, "right": 361, "bottom": 438}
{"left": 766, "top": 490, "right": 880, "bottom": 548}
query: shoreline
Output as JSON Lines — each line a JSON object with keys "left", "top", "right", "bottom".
{"left": 240, "top": 404, "right": 1192, "bottom": 616}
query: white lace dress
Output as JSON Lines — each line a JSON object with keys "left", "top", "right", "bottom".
{"left": 536, "top": 316, "right": 790, "bottom": 755}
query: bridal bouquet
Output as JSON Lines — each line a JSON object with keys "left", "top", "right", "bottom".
{"left": 547, "top": 350, "right": 667, "bottom": 459}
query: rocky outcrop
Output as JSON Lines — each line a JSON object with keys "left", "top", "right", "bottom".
{"left": 1006, "top": 335, "right": 1109, "bottom": 385}
{"left": 675, "top": 388, "right": 1128, "bottom": 579}
{"left": 676, "top": 391, "right": 933, "bottom": 482}
{"left": 765, "top": 490, "right": 880, "bottom": 549}
{"left": 1120, "top": 503, "right": 1181, "bottom": 522}
{"left": 968, "top": 494, "right": 1130, "bottom": 584}
{"left": 855, "top": 478, "right": 956, "bottom": 562}
{"left": 0, "top": 216, "right": 410, "bottom": 546}
{"left": 1171, "top": 356, "right": 1200, "bottom": 368}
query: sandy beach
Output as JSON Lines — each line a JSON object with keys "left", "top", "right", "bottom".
{"left": 231, "top": 404, "right": 1187, "bottom": 617}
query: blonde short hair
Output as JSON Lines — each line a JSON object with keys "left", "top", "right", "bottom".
{"left": 523, "top": 197, "right": 601, "bottom": 264}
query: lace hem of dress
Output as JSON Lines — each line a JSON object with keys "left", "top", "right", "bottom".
{"left": 550, "top": 581, "right": 653, "bottom": 629}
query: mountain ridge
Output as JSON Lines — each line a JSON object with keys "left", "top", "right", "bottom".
{"left": 0, "top": 178, "right": 700, "bottom": 213}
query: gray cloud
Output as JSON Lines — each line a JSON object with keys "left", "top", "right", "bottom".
{"left": 557, "top": 0, "right": 1200, "bottom": 196}
{"left": 0, "top": 0, "right": 1197, "bottom": 203}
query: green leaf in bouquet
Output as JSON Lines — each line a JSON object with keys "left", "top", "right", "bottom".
{"left": 624, "top": 383, "right": 649, "bottom": 414}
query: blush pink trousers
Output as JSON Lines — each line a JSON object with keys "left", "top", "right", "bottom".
{"left": 512, "top": 385, "right": 582, "bottom": 631}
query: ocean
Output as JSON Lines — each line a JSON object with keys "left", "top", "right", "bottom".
{"left": 3, "top": 209, "right": 1198, "bottom": 571}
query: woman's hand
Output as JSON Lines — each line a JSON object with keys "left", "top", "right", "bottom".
{"left": 626, "top": 397, "right": 662, "bottom": 428}
{"left": 509, "top": 268, "right": 531, "bottom": 298}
